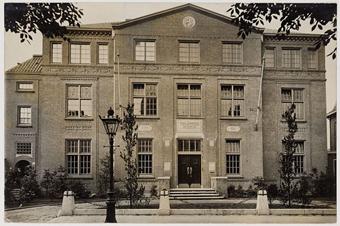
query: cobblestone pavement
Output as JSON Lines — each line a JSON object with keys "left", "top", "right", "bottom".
{"left": 5, "top": 206, "right": 60, "bottom": 223}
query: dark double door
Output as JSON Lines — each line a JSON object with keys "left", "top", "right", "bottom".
{"left": 178, "top": 155, "right": 201, "bottom": 186}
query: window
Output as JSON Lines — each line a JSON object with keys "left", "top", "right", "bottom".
{"left": 178, "top": 139, "right": 201, "bottom": 152}
{"left": 133, "top": 83, "right": 157, "bottom": 116}
{"left": 282, "top": 49, "right": 301, "bottom": 68}
{"left": 98, "top": 44, "right": 108, "bottom": 64}
{"left": 135, "top": 40, "right": 155, "bottom": 62}
{"left": 17, "top": 82, "right": 33, "bottom": 91}
{"left": 221, "top": 85, "right": 244, "bottom": 117}
{"left": 226, "top": 140, "right": 240, "bottom": 175}
{"left": 179, "top": 41, "right": 200, "bottom": 63}
{"left": 222, "top": 43, "right": 242, "bottom": 64}
{"left": 282, "top": 141, "right": 304, "bottom": 174}
{"left": 16, "top": 143, "right": 32, "bottom": 155}
{"left": 70, "top": 44, "right": 90, "bottom": 64}
{"left": 307, "top": 49, "right": 318, "bottom": 69}
{"left": 264, "top": 47, "right": 275, "bottom": 68}
{"left": 66, "top": 139, "right": 91, "bottom": 175}
{"left": 177, "top": 84, "right": 202, "bottom": 117}
{"left": 51, "top": 43, "right": 62, "bottom": 63}
{"left": 137, "top": 139, "right": 153, "bottom": 175}
{"left": 281, "top": 88, "right": 304, "bottom": 120}
{"left": 18, "top": 106, "right": 31, "bottom": 126}
{"left": 67, "top": 85, "right": 92, "bottom": 118}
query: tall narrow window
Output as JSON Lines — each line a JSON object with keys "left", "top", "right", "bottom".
{"left": 16, "top": 143, "right": 32, "bottom": 155}
{"left": 179, "top": 41, "right": 200, "bottom": 63}
{"left": 177, "top": 84, "right": 202, "bottom": 117}
{"left": 222, "top": 43, "right": 243, "bottom": 64}
{"left": 66, "top": 139, "right": 91, "bottom": 175}
{"left": 133, "top": 83, "right": 157, "bottom": 116}
{"left": 307, "top": 49, "right": 318, "bottom": 69}
{"left": 282, "top": 49, "right": 301, "bottom": 68}
{"left": 137, "top": 139, "right": 153, "bottom": 175}
{"left": 226, "top": 140, "right": 240, "bottom": 175}
{"left": 135, "top": 40, "right": 155, "bottom": 62}
{"left": 178, "top": 139, "right": 201, "bottom": 152}
{"left": 98, "top": 44, "right": 108, "bottom": 64}
{"left": 282, "top": 141, "right": 304, "bottom": 174}
{"left": 264, "top": 47, "right": 275, "bottom": 68}
{"left": 18, "top": 106, "right": 32, "bottom": 126}
{"left": 70, "top": 44, "right": 91, "bottom": 64}
{"left": 281, "top": 88, "right": 304, "bottom": 120}
{"left": 67, "top": 85, "right": 92, "bottom": 118}
{"left": 221, "top": 85, "right": 244, "bottom": 117}
{"left": 52, "top": 43, "right": 62, "bottom": 63}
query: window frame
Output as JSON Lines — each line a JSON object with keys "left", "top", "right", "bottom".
{"left": 264, "top": 47, "right": 276, "bottom": 68}
{"left": 281, "top": 48, "right": 302, "bottom": 69}
{"left": 225, "top": 139, "right": 241, "bottom": 176}
{"left": 307, "top": 48, "right": 318, "bottom": 70}
{"left": 132, "top": 82, "right": 158, "bottom": 118}
{"left": 65, "top": 139, "right": 92, "bottom": 177}
{"left": 176, "top": 83, "right": 202, "bottom": 118}
{"left": 97, "top": 43, "right": 109, "bottom": 64}
{"left": 222, "top": 42, "right": 243, "bottom": 65}
{"left": 51, "top": 42, "right": 62, "bottom": 64}
{"left": 177, "top": 139, "right": 202, "bottom": 153}
{"left": 281, "top": 88, "right": 305, "bottom": 120}
{"left": 134, "top": 39, "right": 156, "bottom": 62}
{"left": 70, "top": 43, "right": 91, "bottom": 64}
{"left": 17, "top": 105, "right": 32, "bottom": 127}
{"left": 178, "top": 40, "right": 200, "bottom": 64}
{"left": 66, "top": 84, "right": 93, "bottom": 119}
{"left": 137, "top": 138, "right": 153, "bottom": 176}
{"left": 220, "top": 84, "right": 245, "bottom": 118}
{"left": 16, "top": 142, "right": 32, "bottom": 155}
{"left": 281, "top": 140, "right": 305, "bottom": 175}
{"left": 16, "top": 81, "right": 34, "bottom": 92}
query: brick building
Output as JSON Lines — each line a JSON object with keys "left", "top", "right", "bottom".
{"left": 5, "top": 4, "right": 327, "bottom": 194}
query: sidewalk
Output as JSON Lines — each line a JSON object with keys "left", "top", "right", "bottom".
{"left": 48, "top": 215, "right": 337, "bottom": 224}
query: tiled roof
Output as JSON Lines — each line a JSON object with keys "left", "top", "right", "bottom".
{"left": 7, "top": 55, "right": 42, "bottom": 74}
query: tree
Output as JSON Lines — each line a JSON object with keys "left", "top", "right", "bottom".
{"left": 5, "top": 3, "right": 83, "bottom": 42}
{"left": 227, "top": 4, "right": 337, "bottom": 59}
{"left": 279, "top": 103, "right": 298, "bottom": 207}
{"left": 120, "top": 103, "right": 145, "bottom": 208}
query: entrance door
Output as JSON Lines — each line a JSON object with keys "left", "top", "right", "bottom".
{"left": 178, "top": 155, "right": 201, "bottom": 187}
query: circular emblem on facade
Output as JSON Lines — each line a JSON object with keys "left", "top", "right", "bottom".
{"left": 183, "top": 16, "right": 196, "bottom": 28}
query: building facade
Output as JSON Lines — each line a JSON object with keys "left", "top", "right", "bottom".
{"left": 5, "top": 4, "right": 327, "bottom": 194}
{"left": 327, "top": 106, "right": 336, "bottom": 178}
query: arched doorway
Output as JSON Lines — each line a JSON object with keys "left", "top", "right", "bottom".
{"left": 15, "top": 160, "right": 30, "bottom": 176}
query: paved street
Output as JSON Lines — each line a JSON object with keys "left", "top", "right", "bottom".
{"left": 48, "top": 215, "right": 336, "bottom": 224}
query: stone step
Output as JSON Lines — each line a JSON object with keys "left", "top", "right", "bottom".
{"left": 170, "top": 190, "right": 217, "bottom": 194}
{"left": 169, "top": 188, "right": 224, "bottom": 200}
{"left": 170, "top": 193, "right": 220, "bottom": 197}
{"left": 170, "top": 196, "right": 224, "bottom": 200}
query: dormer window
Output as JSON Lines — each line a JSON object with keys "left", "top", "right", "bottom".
{"left": 70, "top": 43, "right": 91, "bottom": 64}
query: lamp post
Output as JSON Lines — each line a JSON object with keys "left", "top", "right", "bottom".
{"left": 99, "top": 107, "right": 121, "bottom": 223}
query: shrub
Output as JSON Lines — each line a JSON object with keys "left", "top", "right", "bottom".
{"left": 293, "top": 173, "right": 312, "bottom": 205}
{"left": 310, "top": 168, "right": 335, "bottom": 198}
{"left": 68, "top": 180, "right": 91, "bottom": 199}
{"left": 18, "top": 166, "right": 41, "bottom": 203}
{"left": 227, "top": 185, "right": 236, "bottom": 197}
{"left": 267, "top": 184, "right": 279, "bottom": 204}
{"left": 245, "top": 185, "right": 257, "bottom": 197}
{"left": 252, "top": 176, "right": 267, "bottom": 191}
{"left": 97, "top": 153, "right": 110, "bottom": 196}
{"left": 40, "top": 166, "right": 68, "bottom": 198}
{"left": 150, "top": 184, "right": 158, "bottom": 198}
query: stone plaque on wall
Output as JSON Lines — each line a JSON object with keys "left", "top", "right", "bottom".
{"left": 209, "top": 162, "right": 216, "bottom": 173}
{"left": 164, "top": 162, "right": 171, "bottom": 172}
{"left": 176, "top": 119, "right": 203, "bottom": 133}
{"left": 227, "top": 126, "right": 240, "bottom": 132}
{"left": 138, "top": 124, "right": 152, "bottom": 132}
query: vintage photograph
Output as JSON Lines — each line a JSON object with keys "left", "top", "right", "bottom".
{"left": 3, "top": 2, "right": 337, "bottom": 224}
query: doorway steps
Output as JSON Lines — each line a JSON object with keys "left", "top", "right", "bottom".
{"left": 169, "top": 188, "right": 224, "bottom": 200}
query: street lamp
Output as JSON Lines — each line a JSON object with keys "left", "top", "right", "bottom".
{"left": 99, "top": 107, "right": 121, "bottom": 223}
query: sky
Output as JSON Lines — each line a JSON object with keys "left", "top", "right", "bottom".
{"left": 4, "top": 2, "right": 337, "bottom": 113}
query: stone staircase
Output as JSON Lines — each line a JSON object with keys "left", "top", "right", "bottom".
{"left": 169, "top": 188, "right": 224, "bottom": 200}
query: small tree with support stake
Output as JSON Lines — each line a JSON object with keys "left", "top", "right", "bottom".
{"left": 279, "top": 103, "right": 298, "bottom": 207}
{"left": 120, "top": 103, "right": 145, "bottom": 208}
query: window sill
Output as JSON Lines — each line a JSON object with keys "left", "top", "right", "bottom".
{"left": 178, "top": 62, "right": 200, "bottom": 65}
{"left": 280, "top": 119, "right": 307, "bottom": 123}
{"left": 16, "top": 154, "right": 33, "bottom": 157}
{"left": 16, "top": 90, "right": 35, "bottom": 93}
{"left": 17, "top": 125, "right": 33, "bottom": 128}
{"left": 220, "top": 117, "right": 247, "bottom": 120}
{"left": 226, "top": 175, "right": 243, "bottom": 179}
{"left": 138, "top": 175, "right": 155, "bottom": 180}
{"left": 136, "top": 116, "right": 160, "bottom": 120}
{"left": 222, "top": 62, "right": 243, "bottom": 66}
{"left": 176, "top": 116, "right": 205, "bottom": 119}
{"left": 134, "top": 61, "right": 156, "bottom": 64}
{"left": 67, "top": 175, "right": 93, "bottom": 179}
{"left": 65, "top": 117, "right": 94, "bottom": 121}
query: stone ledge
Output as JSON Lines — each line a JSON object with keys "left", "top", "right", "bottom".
{"left": 73, "top": 208, "right": 336, "bottom": 216}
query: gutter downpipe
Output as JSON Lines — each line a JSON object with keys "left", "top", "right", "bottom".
{"left": 255, "top": 57, "right": 265, "bottom": 131}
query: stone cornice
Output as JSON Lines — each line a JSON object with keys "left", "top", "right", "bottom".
{"left": 264, "top": 70, "right": 325, "bottom": 80}
{"left": 41, "top": 63, "right": 262, "bottom": 76}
